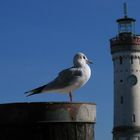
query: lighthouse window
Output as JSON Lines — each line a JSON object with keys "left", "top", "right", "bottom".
{"left": 130, "top": 56, "right": 133, "bottom": 64}
{"left": 132, "top": 114, "right": 136, "bottom": 122}
{"left": 120, "top": 96, "right": 123, "bottom": 104}
{"left": 119, "top": 56, "right": 123, "bottom": 64}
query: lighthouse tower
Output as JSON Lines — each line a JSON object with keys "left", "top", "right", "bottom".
{"left": 110, "top": 4, "right": 140, "bottom": 140}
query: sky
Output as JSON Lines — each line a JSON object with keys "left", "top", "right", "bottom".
{"left": 0, "top": 0, "right": 140, "bottom": 139}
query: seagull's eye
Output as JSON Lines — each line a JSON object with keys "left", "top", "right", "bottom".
{"left": 83, "top": 56, "right": 86, "bottom": 59}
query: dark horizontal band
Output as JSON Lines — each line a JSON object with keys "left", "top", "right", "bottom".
{"left": 113, "top": 126, "right": 140, "bottom": 134}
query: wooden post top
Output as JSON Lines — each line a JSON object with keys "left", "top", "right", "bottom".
{"left": 0, "top": 102, "right": 96, "bottom": 124}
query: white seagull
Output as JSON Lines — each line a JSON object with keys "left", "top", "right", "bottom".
{"left": 25, "top": 52, "right": 92, "bottom": 102}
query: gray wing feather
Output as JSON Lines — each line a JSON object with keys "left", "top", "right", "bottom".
{"left": 55, "top": 67, "right": 82, "bottom": 87}
{"left": 44, "top": 67, "right": 82, "bottom": 90}
{"left": 25, "top": 67, "right": 82, "bottom": 96}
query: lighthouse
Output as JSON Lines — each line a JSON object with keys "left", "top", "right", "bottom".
{"left": 110, "top": 3, "right": 140, "bottom": 140}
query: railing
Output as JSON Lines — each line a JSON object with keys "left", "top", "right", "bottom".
{"left": 110, "top": 35, "right": 140, "bottom": 46}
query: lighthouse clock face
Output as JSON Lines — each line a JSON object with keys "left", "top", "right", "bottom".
{"left": 127, "top": 75, "right": 138, "bottom": 86}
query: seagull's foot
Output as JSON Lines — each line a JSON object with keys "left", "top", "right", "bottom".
{"left": 69, "top": 92, "right": 73, "bottom": 102}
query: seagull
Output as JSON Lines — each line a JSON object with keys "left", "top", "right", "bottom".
{"left": 25, "top": 52, "right": 92, "bottom": 102}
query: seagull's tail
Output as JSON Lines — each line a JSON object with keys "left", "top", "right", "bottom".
{"left": 25, "top": 85, "right": 46, "bottom": 97}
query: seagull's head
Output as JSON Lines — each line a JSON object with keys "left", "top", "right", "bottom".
{"left": 73, "top": 52, "right": 92, "bottom": 67}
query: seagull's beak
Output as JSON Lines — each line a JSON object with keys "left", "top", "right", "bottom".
{"left": 86, "top": 59, "right": 93, "bottom": 64}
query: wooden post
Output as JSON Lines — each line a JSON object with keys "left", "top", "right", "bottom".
{"left": 0, "top": 102, "right": 96, "bottom": 140}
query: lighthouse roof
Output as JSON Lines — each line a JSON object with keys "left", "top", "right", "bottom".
{"left": 117, "top": 17, "right": 136, "bottom": 23}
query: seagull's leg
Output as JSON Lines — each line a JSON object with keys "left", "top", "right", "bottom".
{"left": 69, "top": 92, "right": 72, "bottom": 102}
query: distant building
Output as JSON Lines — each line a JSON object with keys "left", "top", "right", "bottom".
{"left": 110, "top": 3, "right": 140, "bottom": 140}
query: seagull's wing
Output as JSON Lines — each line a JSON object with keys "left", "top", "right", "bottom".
{"left": 25, "top": 84, "right": 48, "bottom": 97}
{"left": 25, "top": 67, "right": 82, "bottom": 96}
{"left": 56, "top": 67, "right": 83, "bottom": 87}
